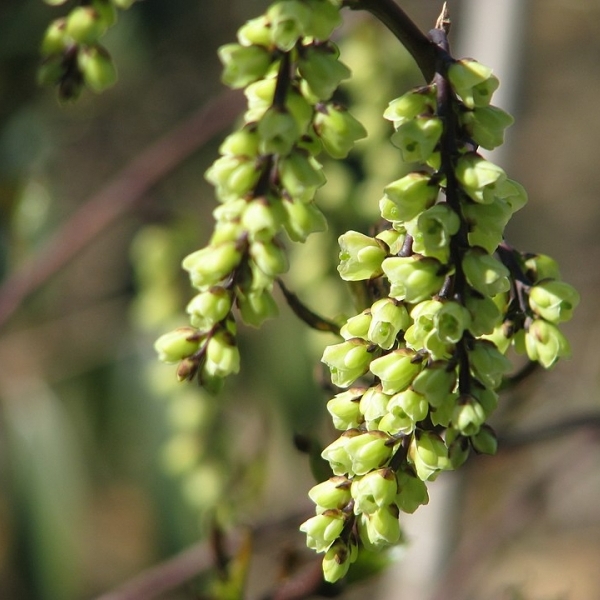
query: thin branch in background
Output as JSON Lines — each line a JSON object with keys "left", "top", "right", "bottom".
{"left": 93, "top": 512, "right": 315, "bottom": 600}
{"left": 94, "top": 539, "right": 216, "bottom": 600}
{"left": 499, "top": 412, "right": 600, "bottom": 450}
{"left": 0, "top": 89, "right": 245, "bottom": 331}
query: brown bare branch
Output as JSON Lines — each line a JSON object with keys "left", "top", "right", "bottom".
{"left": 0, "top": 89, "right": 245, "bottom": 330}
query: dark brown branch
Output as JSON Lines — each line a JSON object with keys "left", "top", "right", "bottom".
{"left": 0, "top": 89, "right": 245, "bottom": 330}
{"left": 276, "top": 278, "right": 340, "bottom": 335}
{"left": 343, "top": 0, "right": 440, "bottom": 81}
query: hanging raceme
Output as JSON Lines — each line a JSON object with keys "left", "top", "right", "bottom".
{"left": 297, "top": 7, "right": 580, "bottom": 584}
{"left": 154, "top": 0, "right": 368, "bottom": 394}
{"left": 39, "top": 0, "right": 139, "bottom": 100}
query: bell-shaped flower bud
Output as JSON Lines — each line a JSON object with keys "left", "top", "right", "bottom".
{"left": 205, "top": 329, "right": 240, "bottom": 377}
{"left": 391, "top": 116, "right": 443, "bottom": 164}
{"left": 435, "top": 301, "right": 472, "bottom": 344}
{"left": 286, "top": 89, "right": 314, "bottom": 132}
{"left": 471, "top": 424, "right": 498, "bottom": 455}
{"left": 463, "top": 197, "right": 512, "bottom": 254}
{"left": 448, "top": 58, "right": 499, "bottom": 108}
{"left": 309, "top": 476, "right": 352, "bottom": 512}
{"left": 278, "top": 151, "right": 326, "bottom": 202}
{"left": 322, "top": 338, "right": 373, "bottom": 388}
{"left": 183, "top": 241, "right": 242, "bottom": 289}
{"left": 358, "top": 505, "right": 401, "bottom": 550}
{"left": 66, "top": 6, "right": 107, "bottom": 44}
{"left": 218, "top": 43, "right": 273, "bottom": 89}
{"left": 249, "top": 240, "right": 288, "bottom": 277}
{"left": 396, "top": 469, "right": 429, "bottom": 513}
{"left": 90, "top": 0, "right": 118, "bottom": 26}
{"left": 340, "top": 311, "right": 372, "bottom": 341}
{"left": 300, "top": 509, "right": 346, "bottom": 553}
{"left": 77, "top": 45, "right": 117, "bottom": 92}
{"left": 447, "top": 433, "right": 470, "bottom": 469}
{"left": 155, "top": 327, "right": 200, "bottom": 363}
{"left": 411, "top": 362, "right": 457, "bottom": 408}
{"left": 369, "top": 349, "right": 422, "bottom": 395}
{"left": 524, "top": 253, "right": 561, "bottom": 283}
{"left": 303, "top": 0, "right": 343, "bottom": 40}
{"left": 205, "top": 155, "right": 261, "bottom": 201}
{"left": 313, "top": 103, "right": 367, "bottom": 159}
{"left": 282, "top": 199, "right": 327, "bottom": 242}
{"left": 337, "top": 231, "right": 387, "bottom": 281}
{"left": 242, "top": 199, "right": 283, "bottom": 242}
{"left": 41, "top": 18, "right": 69, "bottom": 55}
{"left": 298, "top": 45, "right": 351, "bottom": 100}
{"left": 219, "top": 127, "right": 260, "bottom": 158}
{"left": 468, "top": 339, "right": 512, "bottom": 389}
{"left": 404, "top": 300, "right": 443, "bottom": 351}
{"left": 461, "top": 105, "right": 514, "bottom": 150}
{"left": 236, "top": 288, "right": 278, "bottom": 327}
{"left": 429, "top": 393, "right": 457, "bottom": 428}
{"left": 389, "top": 389, "right": 429, "bottom": 424}
{"left": 456, "top": 153, "right": 507, "bottom": 204}
{"left": 408, "top": 204, "right": 460, "bottom": 263}
{"left": 382, "top": 256, "right": 445, "bottom": 303}
{"left": 187, "top": 287, "right": 232, "bottom": 330}
{"left": 367, "top": 298, "right": 410, "bottom": 350}
{"left": 376, "top": 229, "right": 406, "bottom": 256}
{"left": 210, "top": 219, "right": 244, "bottom": 245}
{"left": 351, "top": 468, "right": 398, "bottom": 515}
{"left": 462, "top": 248, "right": 510, "bottom": 297}
{"left": 529, "top": 280, "right": 580, "bottom": 324}
{"left": 496, "top": 178, "right": 528, "bottom": 212}
{"left": 321, "top": 432, "right": 357, "bottom": 475}
{"left": 452, "top": 395, "right": 487, "bottom": 436}
{"left": 359, "top": 385, "right": 391, "bottom": 424}
{"left": 322, "top": 539, "right": 354, "bottom": 583}
{"left": 483, "top": 321, "right": 512, "bottom": 356}
{"left": 237, "top": 16, "right": 272, "bottom": 47}
{"left": 525, "top": 318, "right": 571, "bottom": 368}
{"left": 409, "top": 431, "right": 449, "bottom": 481}
{"left": 380, "top": 172, "right": 438, "bottom": 223}
{"left": 244, "top": 78, "right": 276, "bottom": 122}
{"left": 327, "top": 388, "right": 365, "bottom": 430}
{"left": 344, "top": 431, "right": 394, "bottom": 476}
{"left": 258, "top": 107, "right": 300, "bottom": 156}
{"left": 383, "top": 86, "right": 437, "bottom": 129}
{"left": 464, "top": 293, "right": 502, "bottom": 336}
{"left": 267, "top": 0, "right": 311, "bottom": 51}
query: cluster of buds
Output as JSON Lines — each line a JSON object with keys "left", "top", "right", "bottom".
{"left": 38, "top": 0, "right": 137, "bottom": 100}
{"left": 156, "top": 0, "right": 366, "bottom": 393}
{"left": 301, "top": 50, "right": 579, "bottom": 581}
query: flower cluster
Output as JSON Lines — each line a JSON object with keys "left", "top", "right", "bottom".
{"left": 38, "top": 0, "right": 137, "bottom": 100}
{"left": 155, "top": 0, "right": 366, "bottom": 393}
{"left": 301, "top": 55, "right": 579, "bottom": 581}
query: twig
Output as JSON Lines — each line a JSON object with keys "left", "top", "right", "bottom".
{"left": 94, "top": 512, "right": 314, "bottom": 600}
{"left": 0, "top": 89, "right": 245, "bottom": 330}
{"left": 343, "top": 0, "right": 440, "bottom": 81}
{"left": 499, "top": 412, "right": 600, "bottom": 449}
{"left": 94, "top": 538, "right": 221, "bottom": 600}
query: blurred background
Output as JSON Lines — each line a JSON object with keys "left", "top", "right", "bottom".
{"left": 0, "top": 1, "right": 599, "bottom": 599}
